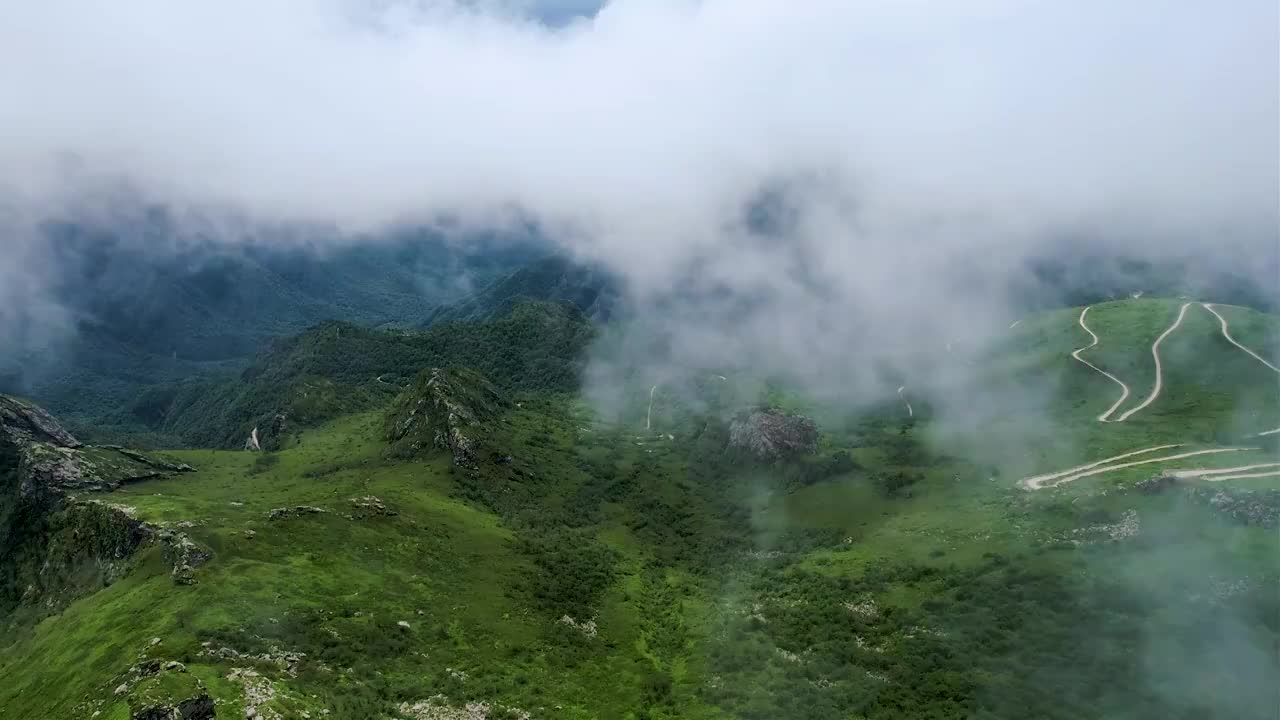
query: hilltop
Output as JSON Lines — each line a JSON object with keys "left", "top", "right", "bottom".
{"left": 112, "top": 301, "right": 593, "bottom": 449}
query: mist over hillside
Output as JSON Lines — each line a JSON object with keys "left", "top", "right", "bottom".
{"left": 0, "top": 1, "right": 1277, "bottom": 718}
{"left": 0, "top": 216, "right": 549, "bottom": 421}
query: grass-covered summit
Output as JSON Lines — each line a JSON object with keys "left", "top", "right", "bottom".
{"left": 384, "top": 367, "right": 509, "bottom": 466}
{"left": 116, "top": 300, "right": 593, "bottom": 449}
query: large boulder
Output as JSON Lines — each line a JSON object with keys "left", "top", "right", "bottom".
{"left": 728, "top": 409, "right": 819, "bottom": 460}
{"left": 384, "top": 368, "right": 509, "bottom": 467}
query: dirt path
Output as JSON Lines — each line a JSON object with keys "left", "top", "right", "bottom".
{"left": 1202, "top": 470, "right": 1280, "bottom": 482}
{"left": 1071, "top": 306, "right": 1132, "bottom": 422}
{"left": 1025, "top": 447, "right": 1254, "bottom": 489}
{"left": 1114, "top": 302, "right": 1192, "bottom": 422}
{"left": 1259, "top": 428, "right": 1280, "bottom": 437}
{"left": 1168, "top": 463, "right": 1280, "bottom": 480}
{"left": 1202, "top": 303, "right": 1280, "bottom": 373}
{"left": 897, "top": 386, "right": 913, "bottom": 417}
{"left": 1019, "top": 445, "right": 1181, "bottom": 489}
{"left": 646, "top": 385, "right": 657, "bottom": 431}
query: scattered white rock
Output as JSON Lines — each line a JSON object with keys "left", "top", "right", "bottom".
{"left": 228, "top": 668, "right": 278, "bottom": 719}
{"left": 558, "top": 615, "right": 598, "bottom": 639}
{"left": 842, "top": 597, "right": 879, "bottom": 620}
{"left": 775, "top": 648, "right": 802, "bottom": 663}
{"left": 398, "top": 695, "right": 530, "bottom": 720}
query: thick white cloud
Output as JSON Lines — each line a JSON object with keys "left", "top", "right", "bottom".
{"left": 1, "top": 0, "right": 1276, "bottom": 389}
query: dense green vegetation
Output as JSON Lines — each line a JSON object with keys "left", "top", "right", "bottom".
{"left": 0, "top": 297, "right": 1277, "bottom": 719}
{"left": 112, "top": 301, "right": 594, "bottom": 449}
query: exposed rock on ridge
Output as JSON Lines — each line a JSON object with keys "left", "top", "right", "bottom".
{"left": 384, "top": 368, "right": 509, "bottom": 467}
{"left": 0, "top": 395, "right": 83, "bottom": 447}
{"left": 1, "top": 394, "right": 205, "bottom": 615}
{"left": 728, "top": 408, "right": 819, "bottom": 460}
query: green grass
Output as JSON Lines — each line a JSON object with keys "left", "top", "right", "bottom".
{"left": 2, "top": 297, "right": 1278, "bottom": 719}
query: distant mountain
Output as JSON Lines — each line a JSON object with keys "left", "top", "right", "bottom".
{"left": 425, "top": 256, "right": 621, "bottom": 326}
{"left": 0, "top": 221, "right": 546, "bottom": 422}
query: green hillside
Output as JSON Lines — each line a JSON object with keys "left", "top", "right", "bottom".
{"left": 952, "top": 298, "right": 1279, "bottom": 476}
{"left": 107, "top": 301, "right": 594, "bottom": 449}
{"left": 1, "top": 298, "right": 1277, "bottom": 719}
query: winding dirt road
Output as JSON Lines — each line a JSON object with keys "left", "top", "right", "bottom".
{"left": 1113, "top": 302, "right": 1192, "bottom": 422}
{"left": 1021, "top": 300, "right": 1279, "bottom": 490}
{"left": 1167, "top": 463, "right": 1280, "bottom": 480}
{"left": 1202, "top": 303, "right": 1280, "bottom": 373}
{"left": 1071, "top": 306, "right": 1132, "bottom": 422}
{"left": 646, "top": 384, "right": 657, "bottom": 431}
{"left": 1019, "top": 445, "right": 1180, "bottom": 490}
{"left": 897, "top": 386, "right": 913, "bottom": 418}
{"left": 1026, "top": 446, "right": 1254, "bottom": 489}
{"left": 1201, "top": 470, "right": 1280, "bottom": 482}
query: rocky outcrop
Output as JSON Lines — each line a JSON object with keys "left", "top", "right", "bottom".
{"left": 0, "top": 395, "right": 83, "bottom": 447}
{"left": 1, "top": 395, "right": 204, "bottom": 614}
{"left": 115, "top": 659, "right": 217, "bottom": 719}
{"left": 384, "top": 368, "right": 509, "bottom": 467}
{"left": 244, "top": 414, "right": 287, "bottom": 452}
{"left": 728, "top": 409, "right": 818, "bottom": 460}
{"left": 159, "top": 528, "right": 214, "bottom": 585}
{"left": 350, "top": 495, "right": 396, "bottom": 519}
{"left": 267, "top": 505, "right": 326, "bottom": 521}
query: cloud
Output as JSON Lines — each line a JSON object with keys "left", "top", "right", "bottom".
{"left": 1, "top": 0, "right": 1276, "bottom": 392}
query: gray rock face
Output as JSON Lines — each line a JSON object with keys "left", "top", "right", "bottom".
{"left": 728, "top": 409, "right": 818, "bottom": 460}
{"left": 0, "top": 395, "right": 82, "bottom": 448}
{"left": 1, "top": 395, "right": 194, "bottom": 498}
